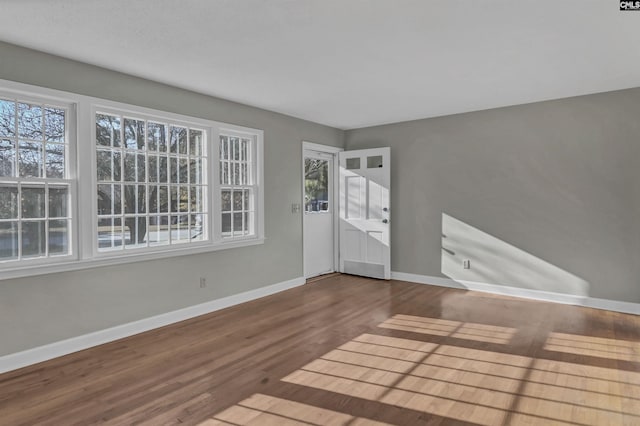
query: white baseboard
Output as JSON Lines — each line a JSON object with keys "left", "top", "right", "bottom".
{"left": 391, "top": 271, "right": 640, "bottom": 316}
{"left": 0, "top": 276, "right": 306, "bottom": 375}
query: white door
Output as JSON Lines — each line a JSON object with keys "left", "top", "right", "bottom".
{"left": 303, "top": 149, "right": 335, "bottom": 278}
{"left": 339, "top": 147, "right": 391, "bottom": 280}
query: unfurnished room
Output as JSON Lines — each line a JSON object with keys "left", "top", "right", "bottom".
{"left": 0, "top": 1, "right": 639, "bottom": 425}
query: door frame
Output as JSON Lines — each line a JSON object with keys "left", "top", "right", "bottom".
{"left": 302, "top": 141, "right": 343, "bottom": 279}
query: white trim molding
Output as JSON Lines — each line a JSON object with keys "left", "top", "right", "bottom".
{"left": 0, "top": 276, "right": 305, "bottom": 374}
{"left": 391, "top": 271, "right": 640, "bottom": 316}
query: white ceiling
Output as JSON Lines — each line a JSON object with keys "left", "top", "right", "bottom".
{"left": 0, "top": 1, "right": 639, "bottom": 130}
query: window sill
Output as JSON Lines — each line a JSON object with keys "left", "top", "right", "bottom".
{"left": 0, "top": 237, "right": 265, "bottom": 281}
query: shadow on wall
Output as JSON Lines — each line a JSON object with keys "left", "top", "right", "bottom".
{"left": 441, "top": 213, "right": 589, "bottom": 297}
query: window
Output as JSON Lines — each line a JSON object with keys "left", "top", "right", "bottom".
{"left": 0, "top": 79, "right": 263, "bottom": 278}
{"left": 220, "top": 134, "right": 256, "bottom": 238}
{"left": 95, "top": 111, "right": 208, "bottom": 253}
{"left": 0, "top": 95, "right": 73, "bottom": 264}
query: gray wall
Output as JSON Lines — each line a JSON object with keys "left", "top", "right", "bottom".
{"left": 346, "top": 89, "right": 640, "bottom": 303}
{"left": 0, "top": 42, "right": 344, "bottom": 356}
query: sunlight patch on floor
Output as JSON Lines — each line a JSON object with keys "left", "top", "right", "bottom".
{"left": 202, "top": 393, "right": 392, "bottom": 425}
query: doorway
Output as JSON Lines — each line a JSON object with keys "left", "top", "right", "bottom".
{"left": 302, "top": 142, "right": 341, "bottom": 278}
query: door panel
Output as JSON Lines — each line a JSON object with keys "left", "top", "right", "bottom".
{"left": 339, "top": 147, "right": 390, "bottom": 280}
{"left": 303, "top": 150, "right": 335, "bottom": 278}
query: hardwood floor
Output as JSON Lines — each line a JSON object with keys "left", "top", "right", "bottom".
{"left": 1, "top": 274, "right": 639, "bottom": 425}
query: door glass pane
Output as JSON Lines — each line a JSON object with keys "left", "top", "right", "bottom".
{"left": 367, "top": 155, "right": 383, "bottom": 168}
{"left": 346, "top": 157, "right": 360, "bottom": 170}
{"left": 304, "top": 158, "right": 329, "bottom": 213}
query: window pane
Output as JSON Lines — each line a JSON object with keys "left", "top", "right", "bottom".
{"left": 48, "top": 186, "right": 68, "bottom": 218}
{"left": 124, "top": 118, "right": 145, "bottom": 150}
{"left": 189, "top": 158, "right": 201, "bottom": 184}
{"left": 19, "top": 141, "right": 43, "bottom": 177}
{"left": 97, "top": 149, "right": 113, "bottom": 181}
{"left": 220, "top": 136, "right": 228, "bottom": 160}
{"left": 221, "top": 161, "right": 228, "bottom": 185}
{"left": 124, "top": 153, "right": 137, "bottom": 182}
{"left": 179, "top": 186, "right": 188, "bottom": 213}
{"left": 189, "top": 129, "right": 202, "bottom": 156}
{"left": 97, "top": 184, "right": 121, "bottom": 216}
{"left": 124, "top": 216, "right": 147, "bottom": 247}
{"left": 113, "top": 152, "right": 122, "bottom": 181}
{"left": 221, "top": 212, "right": 231, "bottom": 234}
{"left": 98, "top": 184, "right": 112, "bottom": 215}
{"left": 233, "top": 163, "right": 240, "bottom": 185}
{"left": 147, "top": 122, "right": 165, "bottom": 152}
{"left": 148, "top": 215, "right": 169, "bottom": 246}
{"left": 98, "top": 217, "right": 122, "bottom": 249}
{"left": 22, "top": 220, "right": 46, "bottom": 258}
{"left": 169, "top": 186, "right": 178, "bottom": 213}
{"left": 170, "top": 214, "right": 189, "bottom": 241}
{"left": 190, "top": 186, "right": 203, "bottom": 213}
{"left": 241, "top": 138, "right": 249, "bottom": 162}
{"left": 243, "top": 189, "right": 250, "bottom": 211}
{"left": 22, "top": 186, "right": 45, "bottom": 218}
{"left": 148, "top": 155, "right": 158, "bottom": 182}
{"left": 123, "top": 184, "right": 137, "bottom": 214}
{"left": 44, "top": 107, "right": 65, "bottom": 142}
{"left": 233, "top": 190, "right": 242, "bottom": 211}
{"left": 0, "top": 139, "right": 15, "bottom": 177}
{"left": 233, "top": 212, "right": 243, "bottom": 232}
{"left": 241, "top": 163, "right": 248, "bottom": 185}
{"left": 245, "top": 212, "right": 251, "bottom": 233}
{"left": 0, "top": 185, "right": 18, "bottom": 219}
{"left": 45, "top": 143, "right": 64, "bottom": 178}
{"left": 18, "top": 103, "right": 43, "bottom": 140}
{"left": 136, "top": 185, "right": 147, "bottom": 214}
{"left": 170, "top": 126, "right": 187, "bottom": 154}
{"left": 0, "top": 221, "right": 18, "bottom": 260}
{"left": 48, "top": 219, "right": 68, "bottom": 255}
{"left": 169, "top": 157, "right": 178, "bottom": 183}
{"left": 221, "top": 190, "right": 231, "bottom": 212}
{"left": 0, "top": 100, "right": 16, "bottom": 138}
{"left": 190, "top": 214, "right": 205, "bottom": 241}
{"left": 158, "top": 185, "right": 169, "bottom": 213}
{"left": 232, "top": 137, "right": 240, "bottom": 160}
{"left": 137, "top": 154, "right": 146, "bottom": 182}
{"left": 304, "top": 158, "right": 329, "bottom": 212}
{"left": 96, "top": 114, "right": 121, "bottom": 147}
{"left": 148, "top": 186, "right": 159, "bottom": 214}
{"left": 158, "top": 156, "right": 168, "bottom": 183}
{"left": 178, "top": 158, "right": 188, "bottom": 184}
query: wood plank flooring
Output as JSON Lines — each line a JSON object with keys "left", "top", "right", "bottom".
{"left": 1, "top": 274, "right": 639, "bottom": 425}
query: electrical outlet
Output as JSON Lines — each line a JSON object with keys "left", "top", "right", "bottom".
{"left": 292, "top": 203, "right": 301, "bottom": 213}
{"left": 199, "top": 277, "right": 207, "bottom": 288}
{"left": 463, "top": 259, "right": 471, "bottom": 269}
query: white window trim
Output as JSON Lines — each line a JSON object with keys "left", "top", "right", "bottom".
{"left": 0, "top": 79, "right": 264, "bottom": 281}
